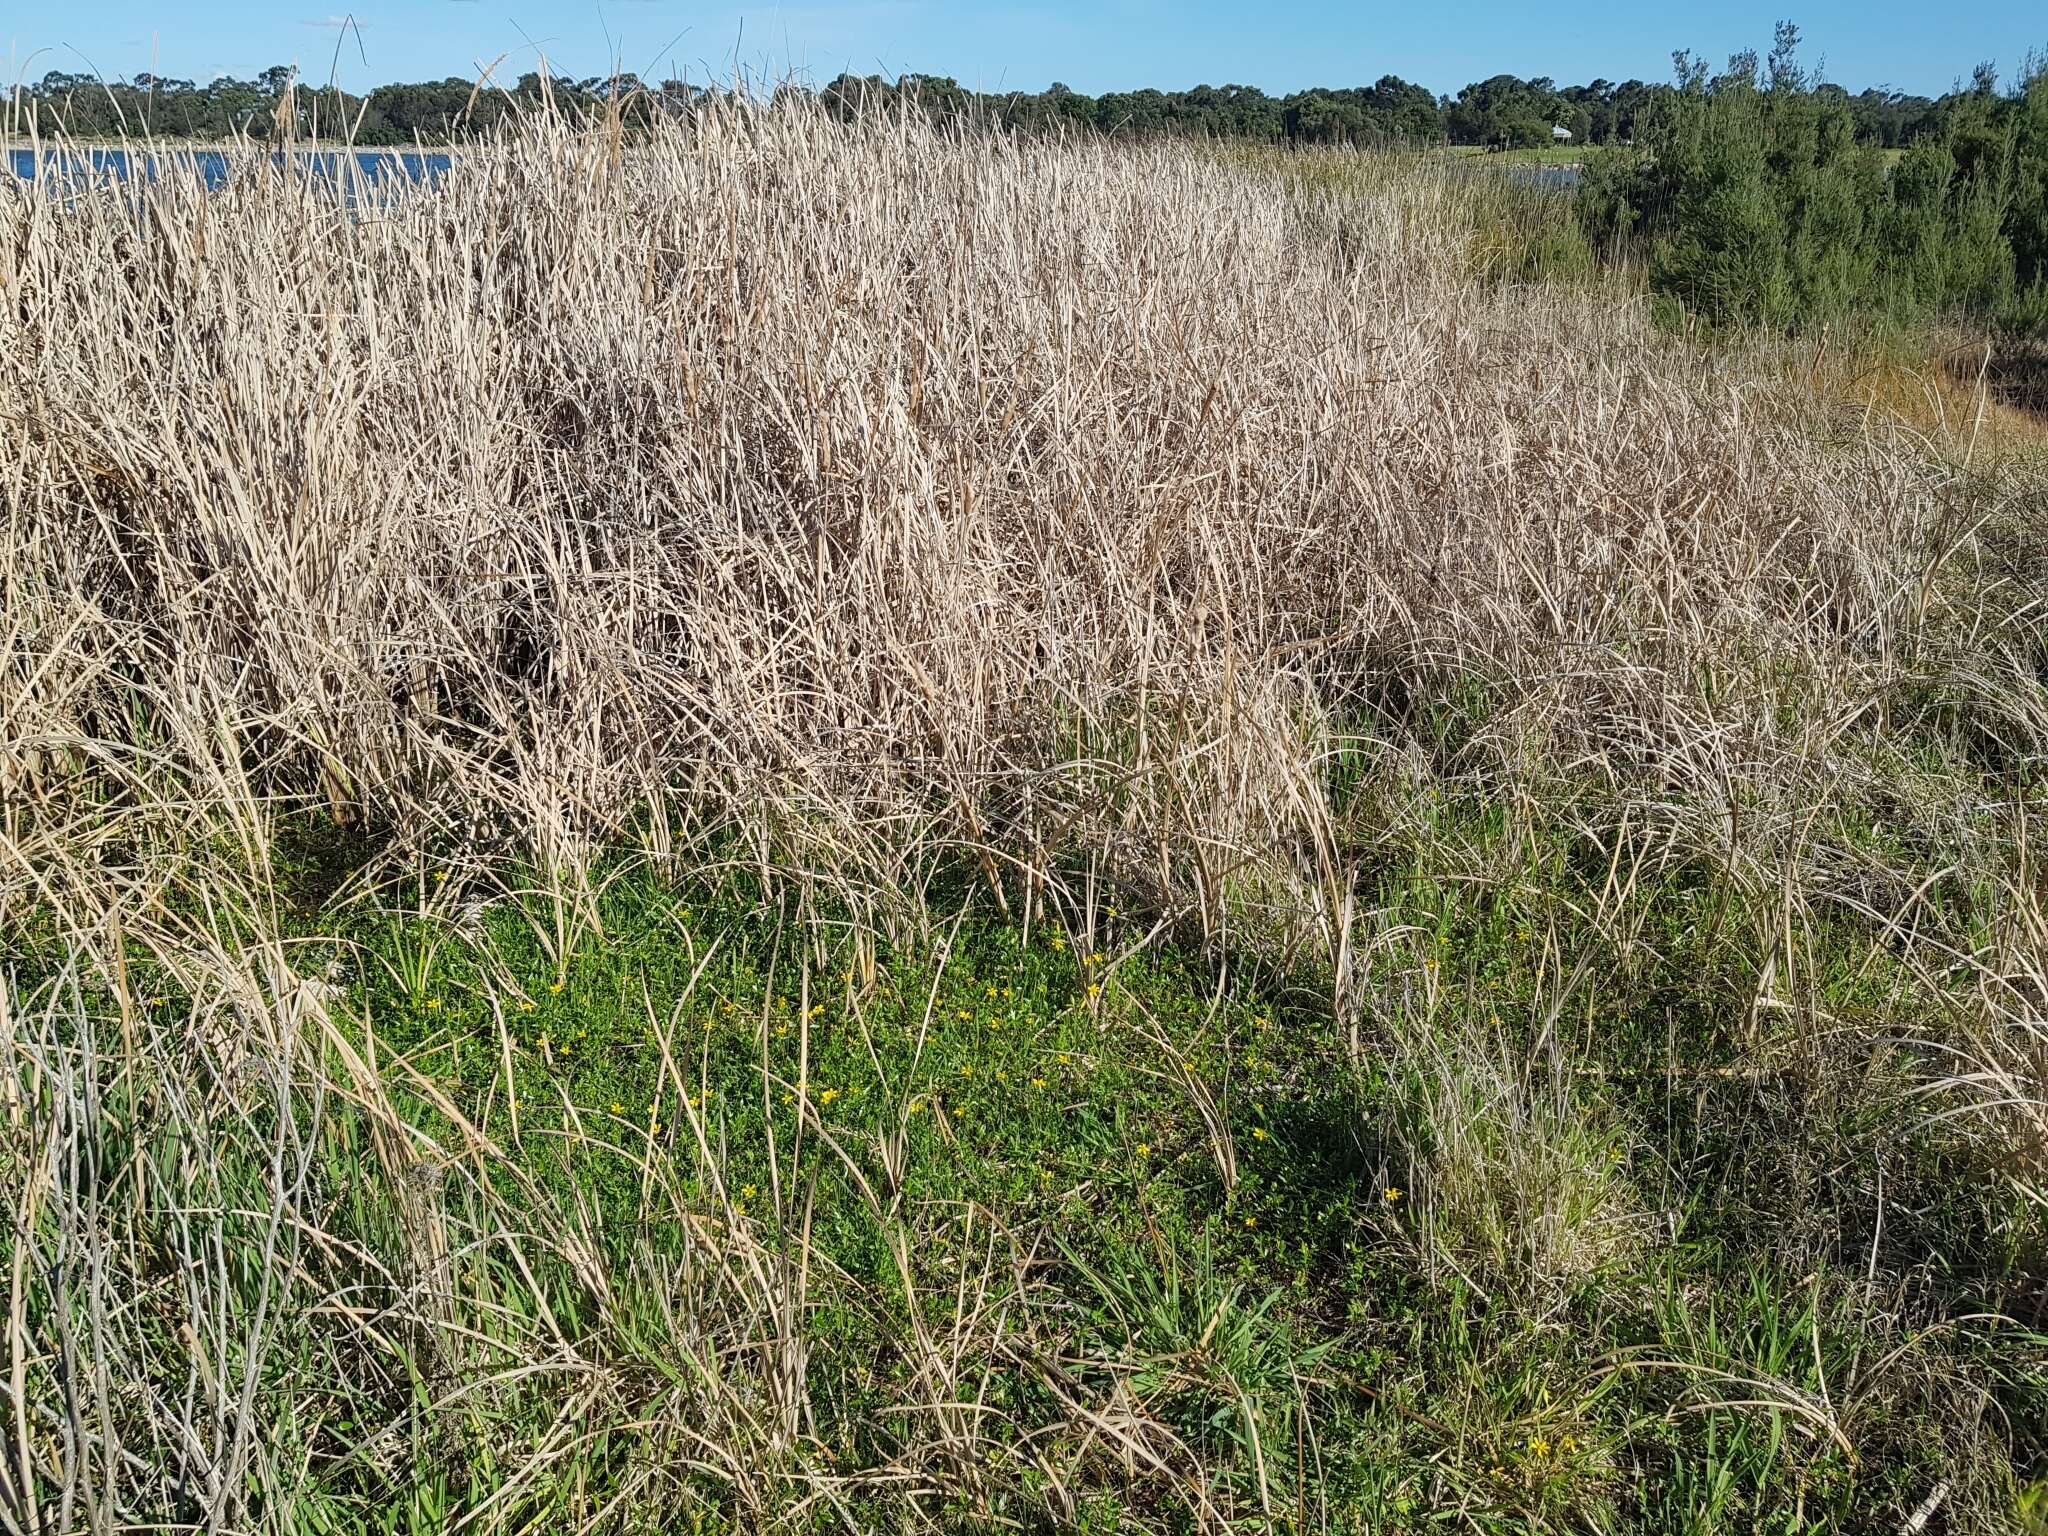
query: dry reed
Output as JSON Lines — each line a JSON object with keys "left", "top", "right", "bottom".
{"left": 2, "top": 98, "right": 2045, "bottom": 1530}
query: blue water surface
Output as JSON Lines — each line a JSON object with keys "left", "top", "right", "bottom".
{"left": 7, "top": 146, "right": 454, "bottom": 189}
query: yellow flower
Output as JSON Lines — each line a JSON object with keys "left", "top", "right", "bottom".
{"left": 548, "top": 981, "right": 565, "bottom": 995}
{"left": 1559, "top": 1435, "right": 1577, "bottom": 1454}
{"left": 1106, "top": 906, "right": 1118, "bottom": 918}
{"left": 1088, "top": 952, "right": 1104, "bottom": 966}
{"left": 1086, "top": 983, "right": 1101, "bottom": 1000}
{"left": 423, "top": 998, "right": 441, "bottom": 1011}
{"left": 988, "top": 1019, "right": 1002, "bottom": 1031}
{"left": 1031, "top": 1077, "right": 1048, "bottom": 1088}
{"left": 908, "top": 1100, "right": 925, "bottom": 1114}
{"left": 956, "top": 1009, "right": 973, "bottom": 1022}
{"left": 959, "top": 1065, "right": 973, "bottom": 1079}
{"left": 1057, "top": 1053, "right": 1072, "bottom": 1066}
{"left": 740, "top": 1184, "right": 757, "bottom": 1200}
{"left": 1135, "top": 1142, "right": 1151, "bottom": 1158}
{"left": 984, "top": 984, "right": 998, "bottom": 998}
{"left": 610, "top": 1101, "right": 624, "bottom": 1114}
{"left": 775, "top": 1023, "right": 791, "bottom": 1038}
{"left": 1251, "top": 1127, "right": 1267, "bottom": 1141}
{"left": 819, "top": 1088, "right": 841, "bottom": 1107}
{"left": 1050, "top": 935, "right": 1066, "bottom": 952}
{"left": 432, "top": 870, "right": 447, "bottom": 883}
{"left": 1383, "top": 1187, "right": 1404, "bottom": 1203}
{"left": 1528, "top": 1436, "right": 1550, "bottom": 1457}
{"left": 1243, "top": 1216, "right": 1257, "bottom": 1229}
{"left": 808, "top": 1003, "right": 824, "bottom": 1018}
{"left": 781, "top": 1091, "right": 794, "bottom": 1105}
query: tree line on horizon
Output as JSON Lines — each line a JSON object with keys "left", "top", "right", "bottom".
{"left": 4, "top": 53, "right": 2010, "bottom": 152}
{"left": 11, "top": 29, "right": 2047, "bottom": 337}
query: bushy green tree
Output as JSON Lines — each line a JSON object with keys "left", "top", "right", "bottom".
{"left": 1445, "top": 74, "right": 1569, "bottom": 147}
{"left": 1584, "top": 22, "right": 2042, "bottom": 333}
{"left": 2003, "top": 58, "right": 2048, "bottom": 326}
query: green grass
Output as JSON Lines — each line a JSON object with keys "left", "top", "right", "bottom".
{"left": 1442, "top": 143, "right": 1620, "bottom": 169}
{"left": 344, "top": 870, "right": 1321, "bottom": 1283}
{"left": 49, "top": 791, "right": 2037, "bottom": 1533}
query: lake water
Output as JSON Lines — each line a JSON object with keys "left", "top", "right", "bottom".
{"left": 10, "top": 146, "right": 1578, "bottom": 197}
{"left": 6, "top": 147, "right": 454, "bottom": 189}
{"left": 1508, "top": 165, "right": 1582, "bottom": 192}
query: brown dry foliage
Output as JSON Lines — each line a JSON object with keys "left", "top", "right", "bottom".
{"left": 4, "top": 105, "right": 2023, "bottom": 938}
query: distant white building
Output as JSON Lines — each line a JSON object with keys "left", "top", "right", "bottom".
{"left": 1551, "top": 124, "right": 1573, "bottom": 142}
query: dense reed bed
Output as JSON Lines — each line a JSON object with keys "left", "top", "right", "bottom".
{"left": 2, "top": 102, "right": 2044, "bottom": 1531}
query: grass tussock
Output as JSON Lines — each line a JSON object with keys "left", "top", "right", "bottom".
{"left": 2, "top": 101, "right": 2047, "bottom": 1532}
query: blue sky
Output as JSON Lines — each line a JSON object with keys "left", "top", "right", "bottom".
{"left": 7, "top": 1, "right": 2043, "bottom": 99}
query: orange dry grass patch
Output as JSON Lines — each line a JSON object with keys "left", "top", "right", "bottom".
{"left": 1789, "top": 330, "right": 2048, "bottom": 461}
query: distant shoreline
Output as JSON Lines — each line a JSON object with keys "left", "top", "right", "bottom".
{"left": 4, "top": 136, "right": 458, "bottom": 152}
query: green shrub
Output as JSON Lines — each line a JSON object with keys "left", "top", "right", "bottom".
{"left": 1583, "top": 26, "right": 2047, "bottom": 334}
